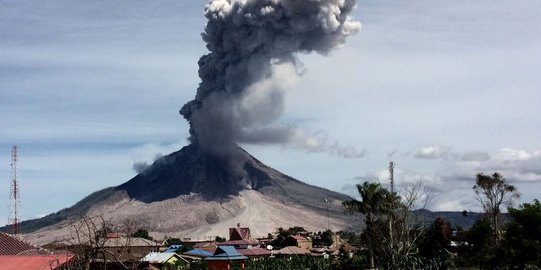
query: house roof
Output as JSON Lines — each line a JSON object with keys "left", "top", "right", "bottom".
{"left": 275, "top": 246, "right": 311, "bottom": 255}
{"left": 237, "top": 247, "right": 271, "bottom": 257}
{"left": 229, "top": 227, "right": 250, "bottom": 241}
{"left": 0, "top": 232, "right": 39, "bottom": 255}
{"left": 193, "top": 241, "right": 216, "bottom": 248}
{"left": 205, "top": 246, "right": 248, "bottom": 261}
{"left": 141, "top": 252, "right": 180, "bottom": 263}
{"left": 291, "top": 235, "right": 308, "bottom": 241}
{"left": 106, "top": 232, "right": 124, "bottom": 238}
{"left": 164, "top": 244, "right": 182, "bottom": 253}
{"left": 183, "top": 249, "right": 213, "bottom": 258}
{"left": 0, "top": 254, "right": 74, "bottom": 270}
{"left": 104, "top": 237, "right": 161, "bottom": 248}
{"left": 217, "top": 239, "right": 260, "bottom": 246}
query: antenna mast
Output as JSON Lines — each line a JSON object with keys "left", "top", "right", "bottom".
{"left": 389, "top": 161, "right": 394, "bottom": 193}
{"left": 9, "top": 146, "right": 20, "bottom": 235}
{"left": 388, "top": 161, "right": 395, "bottom": 263}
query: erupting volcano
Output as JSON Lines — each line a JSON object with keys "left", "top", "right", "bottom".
{"left": 18, "top": 0, "right": 363, "bottom": 244}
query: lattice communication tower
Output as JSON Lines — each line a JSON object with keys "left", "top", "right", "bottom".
{"left": 8, "top": 145, "right": 20, "bottom": 235}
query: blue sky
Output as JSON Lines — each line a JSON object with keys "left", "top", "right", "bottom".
{"left": 1, "top": 0, "right": 541, "bottom": 224}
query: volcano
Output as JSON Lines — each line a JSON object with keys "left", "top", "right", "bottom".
{"left": 11, "top": 0, "right": 367, "bottom": 245}
{"left": 20, "top": 144, "right": 359, "bottom": 245}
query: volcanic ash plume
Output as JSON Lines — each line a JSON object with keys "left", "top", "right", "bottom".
{"left": 180, "top": 0, "right": 361, "bottom": 156}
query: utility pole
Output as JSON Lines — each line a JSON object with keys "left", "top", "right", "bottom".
{"left": 325, "top": 198, "right": 329, "bottom": 231}
{"left": 9, "top": 146, "right": 20, "bottom": 235}
{"left": 389, "top": 161, "right": 395, "bottom": 263}
{"left": 389, "top": 161, "right": 394, "bottom": 193}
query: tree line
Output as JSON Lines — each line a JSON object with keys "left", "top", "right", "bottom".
{"left": 342, "top": 172, "right": 540, "bottom": 269}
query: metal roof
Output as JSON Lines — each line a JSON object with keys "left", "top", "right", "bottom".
{"left": 164, "top": 244, "right": 182, "bottom": 253}
{"left": 237, "top": 247, "right": 272, "bottom": 257}
{"left": 183, "top": 249, "right": 213, "bottom": 257}
{"left": 141, "top": 252, "right": 178, "bottom": 263}
{"left": 0, "top": 232, "right": 39, "bottom": 256}
{"left": 205, "top": 246, "right": 248, "bottom": 261}
{"left": 0, "top": 254, "right": 74, "bottom": 270}
{"left": 275, "top": 246, "right": 311, "bottom": 255}
{"left": 103, "top": 237, "right": 162, "bottom": 247}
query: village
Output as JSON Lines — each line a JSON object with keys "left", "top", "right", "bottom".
{"left": 0, "top": 223, "right": 360, "bottom": 270}
{"left": 2, "top": 173, "right": 541, "bottom": 269}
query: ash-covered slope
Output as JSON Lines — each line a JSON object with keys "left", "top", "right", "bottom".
{"left": 12, "top": 144, "right": 355, "bottom": 239}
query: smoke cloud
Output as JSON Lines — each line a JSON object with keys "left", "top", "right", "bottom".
{"left": 180, "top": 0, "right": 361, "bottom": 157}
{"left": 132, "top": 161, "right": 150, "bottom": 174}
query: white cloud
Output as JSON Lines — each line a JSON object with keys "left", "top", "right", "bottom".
{"left": 497, "top": 148, "right": 537, "bottom": 162}
{"left": 414, "top": 145, "right": 452, "bottom": 160}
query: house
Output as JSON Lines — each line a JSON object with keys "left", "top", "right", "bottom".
{"left": 217, "top": 225, "right": 270, "bottom": 259}
{"left": 193, "top": 241, "right": 217, "bottom": 249}
{"left": 0, "top": 253, "right": 75, "bottom": 270}
{"left": 140, "top": 252, "right": 188, "bottom": 270}
{"left": 205, "top": 246, "right": 248, "bottom": 270}
{"left": 236, "top": 247, "right": 271, "bottom": 258}
{"left": 163, "top": 244, "right": 183, "bottom": 253}
{"left": 283, "top": 235, "right": 312, "bottom": 250}
{"left": 101, "top": 236, "right": 163, "bottom": 263}
{"left": 0, "top": 232, "right": 76, "bottom": 269}
{"left": 76, "top": 236, "right": 163, "bottom": 269}
{"left": 0, "top": 232, "right": 41, "bottom": 255}
{"left": 180, "top": 248, "right": 215, "bottom": 263}
{"left": 182, "top": 248, "right": 214, "bottom": 259}
{"left": 229, "top": 224, "right": 251, "bottom": 241}
{"left": 275, "top": 246, "right": 311, "bottom": 256}
{"left": 217, "top": 239, "right": 260, "bottom": 249}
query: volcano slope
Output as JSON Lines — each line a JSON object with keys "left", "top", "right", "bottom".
{"left": 20, "top": 144, "right": 360, "bottom": 245}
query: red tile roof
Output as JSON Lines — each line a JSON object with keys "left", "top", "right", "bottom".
{"left": 0, "top": 232, "right": 39, "bottom": 255}
{"left": 0, "top": 254, "right": 75, "bottom": 270}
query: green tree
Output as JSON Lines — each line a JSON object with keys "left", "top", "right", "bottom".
{"left": 419, "top": 217, "right": 451, "bottom": 259}
{"left": 473, "top": 172, "right": 519, "bottom": 241}
{"left": 337, "top": 230, "right": 362, "bottom": 246}
{"left": 215, "top": 236, "right": 226, "bottom": 242}
{"left": 343, "top": 181, "right": 390, "bottom": 269}
{"left": 502, "top": 199, "right": 541, "bottom": 268}
{"left": 315, "top": 229, "right": 333, "bottom": 247}
{"left": 132, "top": 228, "right": 153, "bottom": 240}
{"left": 417, "top": 217, "right": 456, "bottom": 269}
{"left": 163, "top": 237, "right": 182, "bottom": 246}
{"left": 272, "top": 226, "right": 308, "bottom": 247}
{"left": 460, "top": 218, "right": 493, "bottom": 268}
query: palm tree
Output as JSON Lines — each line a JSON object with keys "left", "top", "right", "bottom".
{"left": 343, "top": 181, "right": 389, "bottom": 269}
